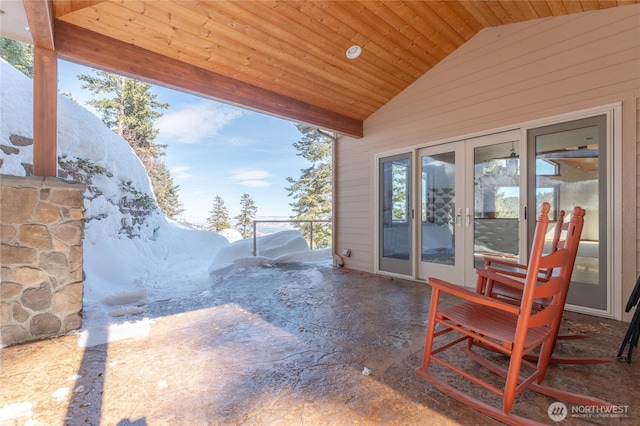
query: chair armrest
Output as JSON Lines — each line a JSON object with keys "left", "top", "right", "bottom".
{"left": 428, "top": 277, "right": 521, "bottom": 315}
{"left": 483, "top": 256, "right": 528, "bottom": 270}
{"left": 475, "top": 268, "right": 525, "bottom": 292}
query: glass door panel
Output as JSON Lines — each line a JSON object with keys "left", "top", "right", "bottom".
{"left": 378, "top": 154, "right": 412, "bottom": 276}
{"left": 473, "top": 141, "right": 521, "bottom": 269}
{"left": 528, "top": 115, "right": 607, "bottom": 311}
{"left": 422, "top": 152, "right": 456, "bottom": 265}
{"left": 418, "top": 143, "right": 465, "bottom": 283}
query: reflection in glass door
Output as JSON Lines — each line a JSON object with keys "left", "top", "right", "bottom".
{"left": 378, "top": 154, "right": 412, "bottom": 276}
{"left": 422, "top": 152, "right": 456, "bottom": 265}
{"left": 418, "top": 132, "right": 522, "bottom": 286}
{"left": 528, "top": 115, "right": 607, "bottom": 311}
{"left": 473, "top": 141, "right": 521, "bottom": 269}
{"left": 419, "top": 143, "right": 465, "bottom": 283}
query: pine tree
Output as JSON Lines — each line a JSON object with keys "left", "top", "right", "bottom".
{"left": 235, "top": 193, "right": 258, "bottom": 238}
{"left": 146, "top": 161, "right": 185, "bottom": 220}
{"left": 77, "top": 70, "right": 184, "bottom": 218}
{"left": 207, "top": 196, "right": 231, "bottom": 232}
{"left": 0, "top": 37, "right": 33, "bottom": 77}
{"left": 285, "top": 125, "right": 333, "bottom": 248}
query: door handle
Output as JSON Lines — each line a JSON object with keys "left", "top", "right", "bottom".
{"left": 466, "top": 208, "right": 471, "bottom": 227}
{"left": 456, "top": 208, "right": 462, "bottom": 226}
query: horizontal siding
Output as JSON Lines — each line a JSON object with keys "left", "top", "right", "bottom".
{"left": 334, "top": 134, "right": 375, "bottom": 268}
{"left": 336, "top": 4, "right": 640, "bottom": 280}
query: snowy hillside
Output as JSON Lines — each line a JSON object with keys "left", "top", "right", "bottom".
{"left": 0, "top": 60, "right": 329, "bottom": 341}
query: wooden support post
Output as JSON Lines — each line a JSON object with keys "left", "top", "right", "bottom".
{"left": 33, "top": 47, "right": 58, "bottom": 177}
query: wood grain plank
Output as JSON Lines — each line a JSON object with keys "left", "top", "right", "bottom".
{"left": 514, "top": 0, "right": 547, "bottom": 20}
{"left": 33, "top": 47, "right": 57, "bottom": 177}
{"left": 484, "top": 1, "right": 516, "bottom": 24}
{"left": 54, "top": 21, "right": 363, "bottom": 137}
{"left": 23, "top": 0, "right": 54, "bottom": 50}
{"left": 386, "top": 1, "right": 457, "bottom": 59}
{"left": 403, "top": 1, "right": 466, "bottom": 53}
{"left": 454, "top": 1, "right": 499, "bottom": 27}
{"left": 424, "top": 0, "right": 477, "bottom": 41}
{"left": 498, "top": 1, "right": 528, "bottom": 22}
{"left": 426, "top": 0, "right": 482, "bottom": 38}
{"left": 546, "top": 1, "right": 570, "bottom": 15}
{"left": 529, "top": 0, "right": 555, "bottom": 18}
{"left": 580, "top": 1, "right": 603, "bottom": 11}
{"left": 362, "top": 1, "right": 442, "bottom": 67}
{"left": 562, "top": 1, "right": 585, "bottom": 13}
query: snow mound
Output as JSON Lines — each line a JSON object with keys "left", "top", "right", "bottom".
{"left": 209, "top": 230, "right": 331, "bottom": 280}
{"left": 210, "top": 230, "right": 308, "bottom": 270}
{"left": 219, "top": 228, "right": 243, "bottom": 243}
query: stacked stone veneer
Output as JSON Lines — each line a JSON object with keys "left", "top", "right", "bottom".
{"left": 1, "top": 175, "right": 86, "bottom": 346}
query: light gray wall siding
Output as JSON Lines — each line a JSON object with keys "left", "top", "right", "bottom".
{"left": 335, "top": 5, "right": 639, "bottom": 318}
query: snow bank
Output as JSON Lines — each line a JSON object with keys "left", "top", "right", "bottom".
{"left": 219, "top": 228, "right": 243, "bottom": 243}
{"left": 209, "top": 230, "right": 330, "bottom": 280}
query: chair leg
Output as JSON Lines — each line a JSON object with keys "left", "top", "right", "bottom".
{"left": 415, "top": 367, "right": 547, "bottom": 426}
{"left": 420, "top": 288, "right": 441, "bottom": 372}
{"left": 463, "top": 346, "right": 614, "bottom": 409}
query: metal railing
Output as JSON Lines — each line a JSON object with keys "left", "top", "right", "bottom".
{"left": 252, "top": 219, "right": 331, "bottom": 256}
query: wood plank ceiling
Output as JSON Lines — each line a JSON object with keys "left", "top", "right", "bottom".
{"left": 44, "top": 1, "right": 638, "bottom": 137}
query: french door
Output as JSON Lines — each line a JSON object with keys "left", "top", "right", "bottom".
{"left": 377, "top": 114, "right": 612, "bottom": 315}
{"left": 418, "top": 130, "right": 522, "bottom": 287}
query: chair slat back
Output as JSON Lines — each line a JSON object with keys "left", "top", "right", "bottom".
{"left": 524, "top": 206, "right": 585, "bottom": 336}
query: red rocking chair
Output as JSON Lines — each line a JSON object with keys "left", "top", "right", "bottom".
{"left": 416, "top": 203, "right": 612, "bottom": 424}
{"left": 476, "top": 206, "right": 610, "bottom": 365}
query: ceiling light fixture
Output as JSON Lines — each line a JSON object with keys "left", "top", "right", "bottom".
{"left": 346, "top": 45, "right": 362, "bottom": 60}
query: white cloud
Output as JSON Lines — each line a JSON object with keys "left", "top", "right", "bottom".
{"left": 238, "top": 180, "right": 272, "bottom": 188}
{"left": 230, "top": 170, "right": 271, "bottom": 180}
{"left": 223, "top": 136, "right": 256, "bottom": 146}
{"left": 156, "top": 102, "right": 243, "bottom": 144}
{"left": 171, "top": 165, "right": 193, "bottom": 179}
{"left": 230, "top": 169, "right": 272, "bottom": 187}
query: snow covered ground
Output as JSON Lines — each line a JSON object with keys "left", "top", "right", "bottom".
{"left": 0, "top": 60, "right": 331, "bottom": 347}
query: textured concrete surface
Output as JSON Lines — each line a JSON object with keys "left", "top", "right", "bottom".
{"left": 1, "top": 264, "right": 638, "bottom": 425}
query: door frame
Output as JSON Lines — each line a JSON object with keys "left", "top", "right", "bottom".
{"left": 372, "top": 103, "right": 622, "bottom": 319}
{"left": 517, "top": 104, "right": 622, "bottom": 319}
{"left": 374, "top": 149, "right": 418, "bottom": 280}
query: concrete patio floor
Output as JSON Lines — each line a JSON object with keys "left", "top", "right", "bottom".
{"left": 1, "top": 264, "right": 638, "bottom": 425}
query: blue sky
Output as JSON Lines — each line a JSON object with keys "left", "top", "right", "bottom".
{"left": 58, "top": 60, "right": 309, "bottom": 224}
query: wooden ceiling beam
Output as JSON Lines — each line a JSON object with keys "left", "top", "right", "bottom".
{"left": 53, "top": 21, "right": 363, "bottom": 138}
{"left": 23, "top": 0, "right": 55, "bottom": 49}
